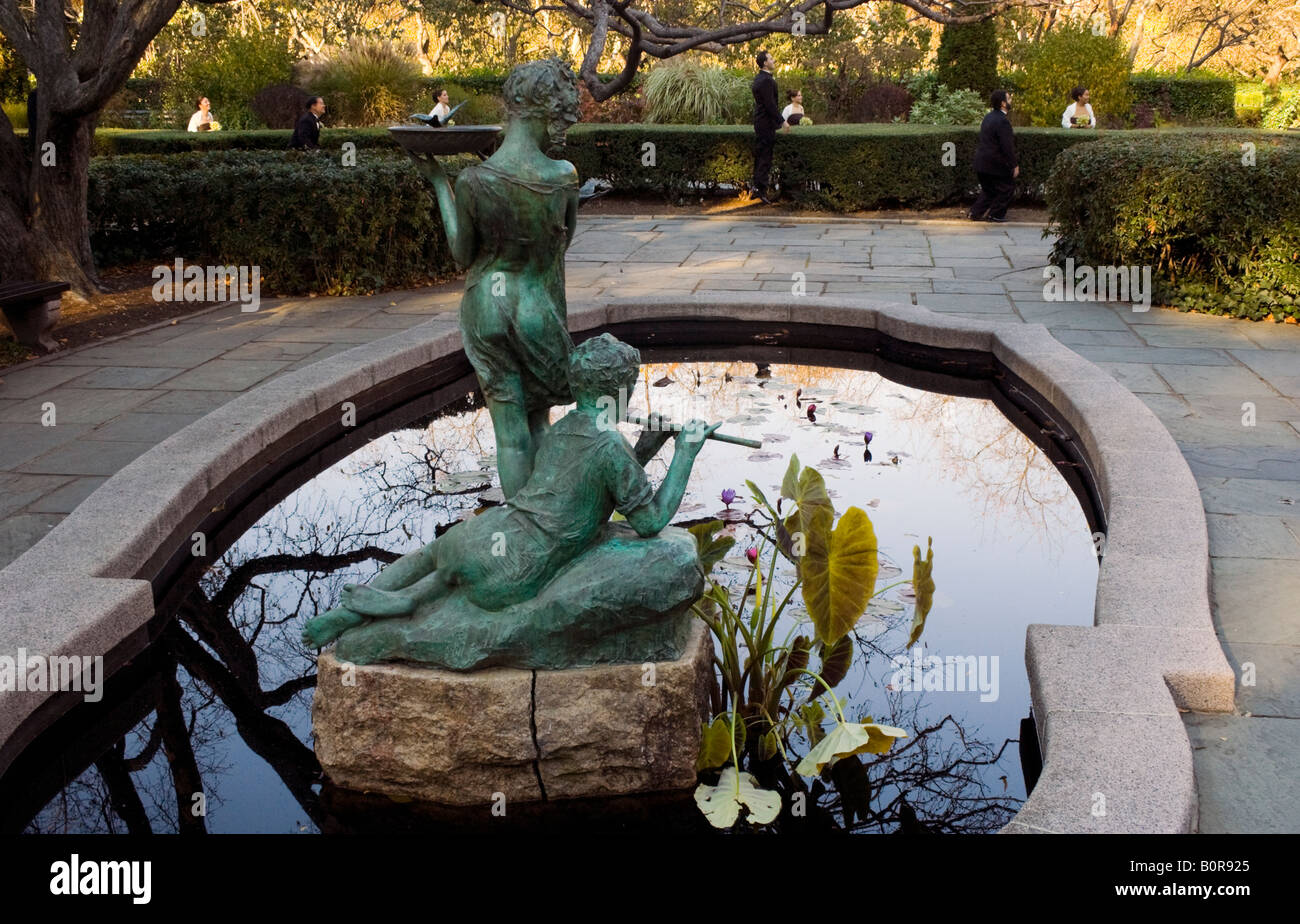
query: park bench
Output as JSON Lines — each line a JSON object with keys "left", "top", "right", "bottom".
{"left": 0, "top": 281, "right": 70, "bottom": 353}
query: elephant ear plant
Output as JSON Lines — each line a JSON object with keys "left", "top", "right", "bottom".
{"left": 688, "top": 455, "right": 936, "bottom": 830}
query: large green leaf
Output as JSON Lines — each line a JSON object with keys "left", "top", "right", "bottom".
{"left": 778, "top": 636, "right": 812, "bottom": 691}
{"left": 795, "top": 722, "right": 908, "bottom": 777}
{"left": 688, "top": 519, "right": 735, "bottom": 577}
{"left": 817, "top": 634, "right": 854, "bottom": 690}
{"left": 907, "top": 537, "right": 935, "bottom": 648}
{"left": 694, "top": 767, "right": 782, "bottom": 828}
{"left": 780, "top": 454, "right": 801, "bottom": 501}
{"left": 799, "top": 505, "right": 880, "bottom": 646}
{"left": 696, "top": 716, "right": 733, "bottom": 771}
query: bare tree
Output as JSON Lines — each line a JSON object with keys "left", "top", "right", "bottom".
{"left": 492, "top": 0, "right": 1048, "bottom": 100}
{"left": 0, "top": 0, "right": 239, "bottom": 297}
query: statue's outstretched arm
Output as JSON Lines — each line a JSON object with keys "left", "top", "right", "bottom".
{"left": 624, "top": 420, "right": 721, "bottom": 537}
{"left": 411, "top": 154, "right": 475, "bottom": 267}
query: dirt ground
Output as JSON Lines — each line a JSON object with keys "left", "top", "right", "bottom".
{"left": 0, "top": 263, "right": 234, "bottom": 367}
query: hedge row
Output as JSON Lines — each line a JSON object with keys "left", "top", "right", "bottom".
{"left": 565, "top": 123, "right": 1104, "bottom": 209}
{"left": 93, "top": 125, "right": 1097, "bottom": 209}
{"left": 88, "top": 151, "right": 474, "bottom": 294}
{"left": 1128, "top": 72, "right": 1237, "bottom": 124}
{"left": 91, "top": 127, "right": 395, "bottom": 156}
{"left": 1046, "top": 132, "right": 1300, "bottom": 321}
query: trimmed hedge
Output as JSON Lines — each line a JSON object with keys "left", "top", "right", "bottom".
{"left": 566, "top": 123, "right": 1104, "bottom": 209}
{"left": 1128, "top": 72, "right": 1237, "bottom": 124}
{"left": 91, "top": 127, "right": 396, "bottom": 156}
{"left": 88, "top": 150, "right": 474, "bottom": 294}
{"left": 1046, "top": 132, "right": 1300, "bottom": 321}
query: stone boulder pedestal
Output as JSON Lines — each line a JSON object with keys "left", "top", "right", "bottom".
{"left": 312, "top": 619, "right": 713, "bottom": 806}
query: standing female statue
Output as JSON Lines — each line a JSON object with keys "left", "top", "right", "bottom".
{"left": 410, "top": 58, "right": 581, "bottom": 498}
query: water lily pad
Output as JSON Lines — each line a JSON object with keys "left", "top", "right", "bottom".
{"left": 748, "top": 452, "right": 782, "bottom": 462}
{"left": 761, "top": 433, "right": 790, "bottom": 443}
{"left": 818, "top": 458, "right": 852, "bottom": 470}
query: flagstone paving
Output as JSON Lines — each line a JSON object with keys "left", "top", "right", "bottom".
{"left": 2, "top": 214, "right": 1298, "bottom": 832}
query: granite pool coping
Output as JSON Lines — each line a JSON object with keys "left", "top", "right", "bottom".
{"left": 0, "top": 294, "right": 1235, "bottom": 832}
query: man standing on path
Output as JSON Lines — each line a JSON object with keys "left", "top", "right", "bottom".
{"left": 750, "top": 50, "right": 788, "bottom": 205}
{"left": 970, "top": 89, "right": 1019, "bottom": 223}
{"left": 290, "top": 96, "right": 326, "bottom": 150}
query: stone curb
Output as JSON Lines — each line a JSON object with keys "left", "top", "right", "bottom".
{"left": 0, "top": 294, "right": 1234, "bottom": 833}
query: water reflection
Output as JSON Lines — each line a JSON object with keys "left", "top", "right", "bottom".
{"left": 13, "top": 362, "right": 1095, "bottom": 834}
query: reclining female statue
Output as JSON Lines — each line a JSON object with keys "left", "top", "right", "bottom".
{"left": 301, "top": 334, "right": 720, "bottom": 670}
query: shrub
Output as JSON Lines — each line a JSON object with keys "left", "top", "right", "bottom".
{"left": 2, "top": 101, "right": 26, "bottom": 131}
{"left": 155, "top": 27, "right": 296, "bottom": 130}
{"left": 907, "top": 77, "right": 985, "bottom": 125}
{"left": 0, "top": 32, "right": 30, "bottom": 104}
{"left": 566, "top": 123, "right": 1104, "bottom": 209}
{"left": 579, "top": 81, "right": 646, "bottom": 124}
{"left": 297, "top": 39, "right": 424, "bottom": 127}
{"left": 1017, "top": 24, "right": 1132, "bottom": 128}
{"left": 643, "top": 60, "right": 750, "bottom": 125}
{"left": 1235, "top": 81, "right": 1266, "bottom": 126}
{"left": 1046, "top": 132, "right": 1300, "bottom": 321}
{"left": 1129, "top": 71, "right": 1236, "bottom": 125}
{"left": 1263, "top": 86, "right": 1300, "bottom": 130}
{"left": 252, "top": 84, "right": 310, "bottom": 130}
{"left": 852, "top": 83, "right": 914, "bottom": 123}
{"left": 91, "top": 127, "right": 397, "bottom": 156}
{"left": 87, "top": 150, "right": 475, "bottom": 294}
{"left": 936, "top": 19, "right": 999, "bottom": 98}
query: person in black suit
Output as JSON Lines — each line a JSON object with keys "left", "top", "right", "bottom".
{"left": 969, "top": 89, "right": 1019, "bottom": 222}
{"left": 290, "top": 96, "right": 326, "bottom": 150}
{"left": 750, "top": 50, "right": 788, "bottom": 204}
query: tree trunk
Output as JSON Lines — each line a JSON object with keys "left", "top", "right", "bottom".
{"left": 1264, "top": 47, "right": 1289, "bottom": 89}
{"left": 3, "top": 111, "right": 102, "bottom": 295}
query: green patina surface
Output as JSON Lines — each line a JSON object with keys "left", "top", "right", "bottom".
{"left": 301, "top": 61, "right": 718, "bottom": 670}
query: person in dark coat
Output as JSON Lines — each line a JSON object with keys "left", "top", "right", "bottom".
{"left": 290, "top": 96, "right": 325, "bottom": 150}
{"left": 969, "top": 89, "right": 1019, "bottom": 222}
{"left": 749, "top": 50, "right": 787, "bottom": 204}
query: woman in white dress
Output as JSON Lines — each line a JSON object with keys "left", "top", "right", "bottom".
{"left": 187, "top": 97, "right": 214, "bottom": 132}
{"left": 1061, "top": 87, "right": 1096, "bottom": 128}
{"left": 781, "top": 89, "right": 811, "bottom": 126}
{"left": 428, "top": 88, "right": 452, "bottom": 125}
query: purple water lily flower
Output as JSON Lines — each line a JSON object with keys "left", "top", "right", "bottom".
{"left": 864, "top": 430, "right": 874, "bottom": 444}
{"left": 720, "top": 488, "right": 737, "bottom": 508}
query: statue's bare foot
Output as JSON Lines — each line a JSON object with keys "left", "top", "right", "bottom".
{"left": 341, "top": 583, "right": 417, "bottom": 617}
{"left": 302, "top": 607, "right": 364, "bottom": 649}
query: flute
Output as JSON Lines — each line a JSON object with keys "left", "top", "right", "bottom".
{"left": 627, "top": 414, "right": 763, "bottom": 450}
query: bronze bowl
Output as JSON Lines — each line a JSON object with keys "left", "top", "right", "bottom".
{"left": 388, "top": 125, "right": 502, "bottom": 156}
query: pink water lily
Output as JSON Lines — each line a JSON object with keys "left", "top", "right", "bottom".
{"left": 746, "top": 546, "right": 758, "bottom": 564}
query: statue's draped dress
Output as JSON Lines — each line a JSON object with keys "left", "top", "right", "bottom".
{"left": 454, "top": 160, "right": 577, "bottom": 412}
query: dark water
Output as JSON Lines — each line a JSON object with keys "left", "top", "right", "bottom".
{"left": 8, "top": 358, "right": 1097, "bottom": 834}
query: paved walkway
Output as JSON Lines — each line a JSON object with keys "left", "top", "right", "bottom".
{"left": 2, "top": 215, "right": 1298, "bottom": 832}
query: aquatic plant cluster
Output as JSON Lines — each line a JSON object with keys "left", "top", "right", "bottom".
{"left": 689, "top": 455, "right": 935, "bottom": 829}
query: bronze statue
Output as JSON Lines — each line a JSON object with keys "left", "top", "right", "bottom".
{"left": 302, "top": 335, "right": 717, "bottom": 668}
{"left": 408, "top": 58, "right": 581, "bottom": 498}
